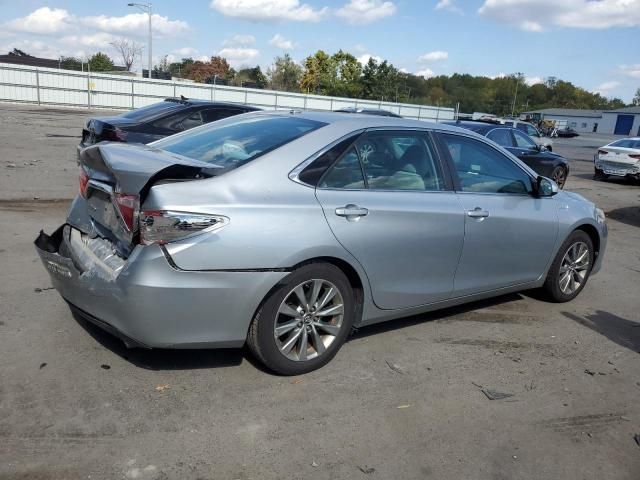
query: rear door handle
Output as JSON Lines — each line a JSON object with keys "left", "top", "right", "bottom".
{"left": 467, "top": 207, "right": 489, "bottom": 219}
{"left": 335, "top": 205, "right": 369, "bottom": 218}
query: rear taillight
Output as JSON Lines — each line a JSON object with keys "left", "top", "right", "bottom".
{"left": 629, "top": 154, "right": 640, "bottom": 160}
{"left": 597, "top": 149, "right": 608, "bottom": 155}
{"left": 79, "top": 166, "right": 89, "bottom": 198}
{"left": 103, "top": 127, "right": 127, "bottom": 142}
{"left": 114, "top": 193, "right": 140, "bottom": 232}
{"left": 139, "top": 210, "right": 228, "bottom": 245}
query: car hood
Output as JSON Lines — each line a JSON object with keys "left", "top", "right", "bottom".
{"left": 555, "top": 190, "right": 593, "bottom": 207}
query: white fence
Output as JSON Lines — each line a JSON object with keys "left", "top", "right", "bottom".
{"left": 0, "top": 62, "right": 455, "bottom": 122}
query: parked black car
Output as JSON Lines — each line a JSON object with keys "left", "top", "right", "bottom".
{"left": 79, "top": 98, "right": 260, "bottom": 148}
{"left": 445, "top": 120, "right": 570, "bottom": 188}
{"left": 556, "top": 127, "right": 580, "bottom": 138}
{"left": 334, "top": 107, "right": 402, "bottom": 117}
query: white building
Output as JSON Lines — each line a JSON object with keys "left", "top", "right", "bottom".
{"left": 522, "top": 107, "right": 640, "bottom": 135}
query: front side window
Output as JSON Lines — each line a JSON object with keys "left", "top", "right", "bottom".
{"left": 181, "top": 111, "right": 203, "bottom": 130}
{"left": 513, "top": 130, "right": 537, "bottom": 149}
{"left": 154, "top": 115, "right": 326, "bottom": 170}
{"left": 487, "top": 129, "right": 514, "bottom": 147}
{"left": 439, "top": 133, "right": 532, "bottom": 194}
{"left": 526, "top": 125, "right": 539, "bottom": 137}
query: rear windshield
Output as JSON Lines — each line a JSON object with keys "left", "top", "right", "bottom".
{"left": 153, "top": 115, "right": 326, "bottom": 169}
{"left": 120, "top": 101, "right": 184, "bottom": 121}
{"left": 609, "top": 139, "right": 640, "bottom": 149}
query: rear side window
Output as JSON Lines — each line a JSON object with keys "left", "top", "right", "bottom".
{"left": 439, "top": 133, "right": 532, "bottom": 194}
{"left": 201, "top": 108, "right": 243, "bottom": 123}
{"left": 298, "top": 134, "right": 361, "bottom": 186}
{"left": 154, "top": 115, "right": 326, "bottom": 169}
{"left": 318, "top": 131, "right": 446, "bottom": 192}
{"left": 487, "top": 129, "right": 514, "bottom": 147}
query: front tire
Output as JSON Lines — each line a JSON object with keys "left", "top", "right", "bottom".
{"left": 247, "top": 263, "right": 355, "bottom": 375}
{"left": 593, "top": 167, "right": 608, "bottom": 181}
{"left": 542, "top": 230, "right": 594, "bottom": 303}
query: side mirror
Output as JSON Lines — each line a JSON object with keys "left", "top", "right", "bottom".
{"left": 535, "top": 176, "right": 559, "bottom": 197}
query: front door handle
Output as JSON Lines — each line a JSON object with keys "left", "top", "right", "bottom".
{"left": 335, "top": 204, "right": 369, "bottom": 218}
{"left": 467, "top": 207, "right": 489, "bottom": 219}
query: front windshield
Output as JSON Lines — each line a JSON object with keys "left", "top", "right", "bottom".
{"left": 153, "top": 115, "right": 326, "bottom": 169}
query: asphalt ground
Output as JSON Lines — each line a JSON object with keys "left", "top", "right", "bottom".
{"left": 1, "top": 103, "right": 639, "bottom": 480}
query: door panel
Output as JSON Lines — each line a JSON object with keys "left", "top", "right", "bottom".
{"left": 437, "top": 132, "right": 559, "bottom": 295}
{"left": 454, "top": 194, "right": 558, "bottom": 295}
{"left": 317, "top": 189, "right": 465, "bottom": 309}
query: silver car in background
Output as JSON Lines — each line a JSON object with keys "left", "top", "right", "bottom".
{"left": 35, "top": 111, "right": 607, "bottom": 375}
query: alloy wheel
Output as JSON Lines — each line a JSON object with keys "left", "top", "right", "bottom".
{"left": 274, "top": 279, "right": 345, "bottom": 362}
{"left": 558, "top": 241, "right": 590, "bottom": 295}
{"left": 552, "top": 167, "right": 567, "bottom": 188}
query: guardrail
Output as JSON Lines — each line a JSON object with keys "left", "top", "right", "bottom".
{"left": 0, "top": 62, "right": 455, "bottom": 121}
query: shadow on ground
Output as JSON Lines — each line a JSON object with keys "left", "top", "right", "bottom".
{"left": 72, "top": 292, "right": 531, "bottom": 371}
{"left": 563, "top": 310, "right": 640, "bottom": 353}
{"left": 605, "top": 206, "right": 640, "bottom": 228}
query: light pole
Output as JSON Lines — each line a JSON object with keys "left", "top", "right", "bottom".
{"left": 128, "top": 2, "right": 152, "bottom": 79}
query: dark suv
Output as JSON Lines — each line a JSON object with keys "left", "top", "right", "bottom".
{"left": 444, "top": 120, "right": 569, "bottom": 188}
{"left": 80, "top": 98, "right": 260, "bottom": 148}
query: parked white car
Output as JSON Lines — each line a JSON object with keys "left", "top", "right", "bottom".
{"left": 594, "top": 137, "right": 640, "bottom": 181}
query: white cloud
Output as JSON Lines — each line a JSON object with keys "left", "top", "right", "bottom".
{"left": 0, "top": 39, "right": 62, "bottom": 59}
{"left": 82, "top": 13, "right": 189, "bottom": 36}
{"left": 173, "top": 47, "right": 197, "bottom": 56}
{"left": 435, "top": 0, "right": 463, "bottom": 15}
{"left": 60, "top": 33, "right": 119, "bottom": 50}
{"left": 488, "top": 72, "right": 507, "bottom": 79}
{"left": 418, "top": 50, "right": 448, "bottom": 62}
{"left": 336, "top": 0, "right": 397, "bottom": 25}
{"left": 269, "top": 34, "right": 296, "bottom": 49}
{"left": 5, "top": 7, "right": 74, "bottom": 34}
{"left": 525, "top": 76, "right": 543, "bottom": 86}
{"left": 479, "top": 0, "right": 640, "bottom": 31}
{"left": 620, "top": 64, "right": 640, "bottom": 79}
{"left": 211, "top": 0, "right": 327, "bottom": 22}
{"left": 415, "top": 68, "right": 435, "bottom": 79}
{"left": 217, "top": 47, "right": 260, "bottom": 67}
{"left": 595, "top": 80, "right": 621, "bottom": 94}
{"left": 399, "top": 67, "right": 409, "bottom": 73}
{"left": 223, "top": 34, "right": 256, "bottom": 47}
{"left": 357, "top": 53, "right": 382, "bottom": 65}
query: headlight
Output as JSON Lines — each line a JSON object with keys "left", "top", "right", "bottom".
{"left": 595, "top": 207, "right": 606, "bottom": 225}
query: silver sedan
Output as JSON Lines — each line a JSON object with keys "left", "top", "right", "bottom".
{"left": 35, "top": 111, "right": 608, "bottom": 375}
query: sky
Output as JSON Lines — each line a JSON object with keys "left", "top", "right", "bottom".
{"left": 1, "top": 0, "right": 639, "bottom": 102}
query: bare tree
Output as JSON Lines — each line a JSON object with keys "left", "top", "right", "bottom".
{"left": 110, "top": 38, "right": 143, "bottom": 71}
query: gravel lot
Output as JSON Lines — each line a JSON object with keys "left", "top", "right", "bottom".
{"left": 1, "top": 103, "right": 639, "bottom": 480}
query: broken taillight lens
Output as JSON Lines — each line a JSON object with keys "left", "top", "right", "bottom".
{"left": 597, "top": 149, "right": 608, "bottom": 155}
{"left": 79, "top": 166, "right": 90, "bottom": 198}
{"left": 139, "top": 210, "right": 228, "bottom": 245}
{"left": 114, "top": 193, "right": 140, "bottom": 232}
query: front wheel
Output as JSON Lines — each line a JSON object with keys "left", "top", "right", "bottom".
{"left": 551, "top": 166, "right": 567, "bottom": 189}
{"left": 247, "top": 263, "right": 355, "bottom": 375}
{"left": 542, "top": 230, "right": 594, "bottom": 303}
{"left": 593, "top": 167, "right": 608, "bottom": 181}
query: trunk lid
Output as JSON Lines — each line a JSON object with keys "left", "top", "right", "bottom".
{"left": 598, "top": 146, "right": 640, "bottom": 165}
{"left": 79, "top": 143, "right": 220, "bottom": 255}
{"left": 81, "top": 117, "right": 140, "bottom": 146}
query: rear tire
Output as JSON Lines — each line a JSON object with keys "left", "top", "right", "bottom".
{"left": 593, "top": 167, "right": 608, "bottom": 181}
{"left": 551, "top": 166, "right": 567, "bottom": 189}
{"left": 247, "top": 263, "right": 355, "bottom": 375}
{"left": 542, "top": 230, "right": 594, "bottom": 303}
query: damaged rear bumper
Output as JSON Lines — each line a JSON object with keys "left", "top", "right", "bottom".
{"left": 34, "top": 225, "right": 287, "bottom": 349}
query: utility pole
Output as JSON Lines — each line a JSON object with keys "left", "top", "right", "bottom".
{"left": 511, "top": 76, "right": 520, "bottom": 117}
{"left": 128, "top": 3, "right": 152, "bottom": 78}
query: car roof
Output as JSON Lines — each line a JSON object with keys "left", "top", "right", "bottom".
{"left": 245, "top": 110, "right": 481, "bottom": 135}
{"left": 441, "top": 120, "right": 510, "bottom": 134}
{"left": 163, "top": 97, "right": 260, "bottom": 110}
{"left": 334, "top": 107, "right": 402, "bottom": 117}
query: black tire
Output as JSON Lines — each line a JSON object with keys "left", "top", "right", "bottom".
{"left": 551, "top": 166, "right": 567, "bottom": 189}
{"left": 593, "top": 167, "right": 608, "bottom": 181}
{"left": 546, "top": 146, "right": 552, "bottom": 152}
{"left": 542, "top": 230, "right": 594, "bottom": 303}
{"left": 247, "top": 263, "right": 355, "bottom": 375}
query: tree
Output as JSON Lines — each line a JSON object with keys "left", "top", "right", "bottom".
{"left": 633, "top": 88, "right": 640, "bottom": 106}
{"left": 185, "top": 56, "right": 231, "bottom": 83}
{"left": 154, "top": 55, "right": 170, "bottom": 73}
{"left": 267, "top": 54, "right": 302, "bottom": 92}
{"left": 61, "top": 56, "right": 83, "bottom": 71}
{"left": 88, "top": 52, "right": 114, "bottom": 72}
{"left": 110, "top": 38, "right": 143, "bottom": 71}
{"left": 9, "top": 48, "right": 31, "bottom": 57}
{"left": 300, "top": 50, "right": 335, "bottom": 94}
{"left": 233, "top": 66, "right": 267, "bottom": 88}
{"left": 331, "top": 50, "right": 362, "bottom": 98}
